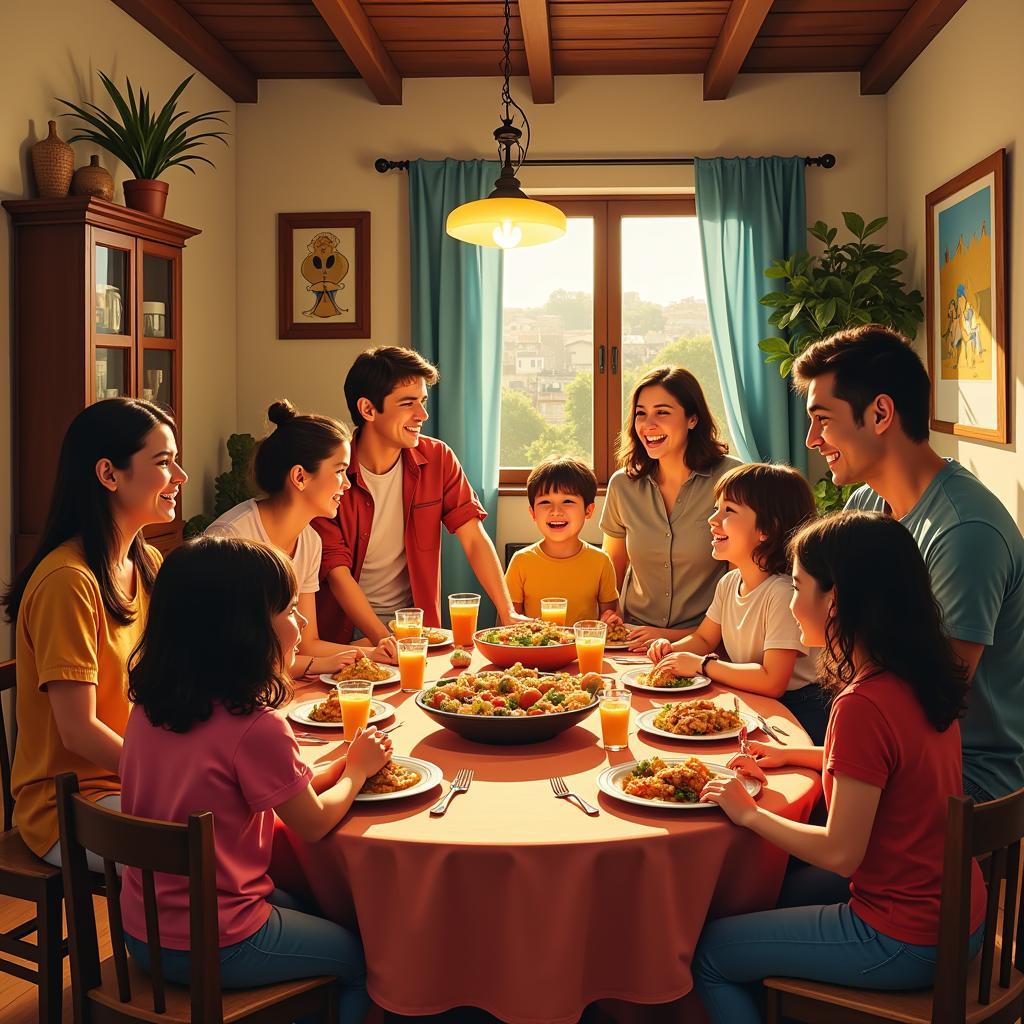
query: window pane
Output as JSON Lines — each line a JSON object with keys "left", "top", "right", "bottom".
{"left": 501, "top": 218, "right": 594, "bottom": 467}
{"left": 95, "top": 245, "right": 128, "bottom": 336}
{"left": 620, "top": 217, "right": 735, "bottom": 454}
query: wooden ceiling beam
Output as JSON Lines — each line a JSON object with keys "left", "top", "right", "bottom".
{"left": 311, "top": 0, "right": 403, "bottom": 104}
{"left": 702, "top": 0, "right": 774, "bottom": 100}
{"left": 860, "top": 0, "right": 968, "bottom": 94}
{"left": 519, "top": 0, "right": 555, "bottom": 103}
{"left": 109, "top": 0, "right": 259, "bottom": 103}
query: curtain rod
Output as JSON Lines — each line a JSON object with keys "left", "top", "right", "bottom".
{"left": 374, "top": 154, "right": 837, "bottom": 172}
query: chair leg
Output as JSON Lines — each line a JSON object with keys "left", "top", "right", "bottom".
{"left": 765, "top": 987, "right": 781, "bottom": 1024}
{"left": 37, "top": 880, "right": 64, "bottom": 1024}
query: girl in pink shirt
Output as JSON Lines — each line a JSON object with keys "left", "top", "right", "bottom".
{"left": 120, "top": 535, "right": 392, "bottom": 1023}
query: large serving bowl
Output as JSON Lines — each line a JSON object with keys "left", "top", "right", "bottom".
{"left": 473, "top": 627, "right": 578, "bottom": 671}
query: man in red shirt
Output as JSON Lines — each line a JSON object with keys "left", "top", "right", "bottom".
{"left": 312, "top": 346, "right": 516, "bottom": 644}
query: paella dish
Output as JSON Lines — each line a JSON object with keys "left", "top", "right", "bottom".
{"left": 361, "top": 760, "right": 421, "bottom": 794}
{"left": 652, "top": 699, "right": 744, "bottom": 737}
{"left": 620, "top": 756, "right": 716, "bottom": 804}
{"left": 632, "top": 666, "right": 701, "bottom": 689}
{"left": 605, "top": 620, "right": 632, "bottom": 646}
{"left": 478, "top": 621, "right": 575, "bottom": 647}
{"left": 331, "top": 656, "right": 393, "bottom": 683}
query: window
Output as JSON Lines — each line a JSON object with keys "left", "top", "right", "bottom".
{"left": 499, "top": 197, "right": 733, "bottom": 486}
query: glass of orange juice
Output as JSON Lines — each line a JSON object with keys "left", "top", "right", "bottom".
{"left": 398, "top": 636, "right": 429, "bottom": 692}
{"left": 599, "top": 685, "right": 631, "bottom": 750}
{"left": 393, "top": 607, "right": 423, "bottom": 640}
{"left": 448, "top": 593, "right": 480, "bottom": 648}
{"left": 574, "top": 619, "right": 607, "bottom": 674}
{"left": 335, "top": 680, "right": 373, "bottom": 742}
{"left": 539, "top": 597, "right": 568, "bottom": 625}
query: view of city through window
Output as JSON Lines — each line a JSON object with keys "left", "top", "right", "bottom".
{"left": 500, "top": 214, "right": 734, "bottom": 470}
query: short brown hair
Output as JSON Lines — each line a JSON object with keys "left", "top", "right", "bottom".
{"left": 714, "top": 463, "right": 815, "bottom": 576}
{"left": 791, "top": 325, "right": 931, "bottom": 442}
{"left": 526, "top": 457, "right": 598, "bottom": 507}
{"left": 344, "top": 345, "right": 439, "bottom": 427}
{"left": 618, "top": 365, "right": 729, "bottom": 479}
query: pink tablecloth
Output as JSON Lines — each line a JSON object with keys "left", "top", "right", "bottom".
{"left": 274, "top": 650, "right": 821, "bottom": 1023}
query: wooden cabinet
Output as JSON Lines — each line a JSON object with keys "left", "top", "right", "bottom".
{"left": 3, "top": 197, "right": 200, "bottom": 571}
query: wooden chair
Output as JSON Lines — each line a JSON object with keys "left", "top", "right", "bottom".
{"left": 0, "top": 658, "right": 67, "bottom": 1023}
{"left": 55, "top": 771, "right": 337, "bottom": 1023}
{"left": 765, "top": 787, "right": 1024, "bottom": 1024}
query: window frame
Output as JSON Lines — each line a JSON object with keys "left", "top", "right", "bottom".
{"left": 499, "top": 194, "right": 697, "bottom": 489}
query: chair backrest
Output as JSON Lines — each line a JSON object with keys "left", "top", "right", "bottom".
{"left": 933, "top": 788, "right": 1024, "bottom": 1024}
{"left": 55, "top": 772, "right": 223, "bottom": 1023}
{"left": 0, "top": 660, "right": 16, "bottom": 832}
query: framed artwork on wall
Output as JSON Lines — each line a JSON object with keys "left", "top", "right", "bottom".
{"left": 925, "top": 149, "right": 1008, "bottom": 443}
{"left": 277, "top": 211, "right": 370, "bottom": 339}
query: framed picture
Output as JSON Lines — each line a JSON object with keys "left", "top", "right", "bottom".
{"left": 925, "top": 150, "right": 1008, "bottom": 443}
{"left": 278, "top": 212, "right": 370, "bottom": 339}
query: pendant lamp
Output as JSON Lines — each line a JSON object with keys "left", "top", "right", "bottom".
{"left": 445, "top": 0, "right": 567, "bottom": 249}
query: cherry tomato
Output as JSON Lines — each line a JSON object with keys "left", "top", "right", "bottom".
{"left": 519, "top": 687, "right": 543, "bottom": 710}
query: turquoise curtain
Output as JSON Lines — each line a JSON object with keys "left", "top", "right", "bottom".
{"left": 695, "top": 157, "right": 808, "bottom": 473}
{"left": 409, "top": 158, "right": 503, "bottom": 626}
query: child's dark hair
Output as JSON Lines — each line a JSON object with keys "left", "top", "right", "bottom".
{"left": 790, "top": 511, "right": 968, "bottom": 731}
{"left": 527, "top": 457, "right": 598, "bottom": 507}
{"left": 344, "top": 346, "right": 439, "bottom": 428}
{"left": 128, "top": 536, "right": 296, "bottom": 732}
{"left": 252, "top": 399, "right": 350, "bottom": 494}
{"left": 714, "top": 463, "right": 816, "bottom": 576}
{"left": 2, "top": 398, "right": 172, "bottom": 625}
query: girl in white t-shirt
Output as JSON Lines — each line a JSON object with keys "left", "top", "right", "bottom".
{"left": 648, "top": 463, "right": 829, "bottom": 742}
{"left": 208, "top": 400, "right": 396, "bottom": 676}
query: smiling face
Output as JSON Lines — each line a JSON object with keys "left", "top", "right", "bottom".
{"left": 805, "top": 372, "right": 886, "bottom": 486}
{"left": 359, "top": 377, "right": 429, "bottom": 450}
{"left": 632, "top": 384, "right": 698, "bottom": 464}
{"left": 101, "top": 423, "right": 187, "bottom": 534}
{"left": 529, "top": 489, "right": 594, "bottom": 545}
{"left": 708, "top": 493, "right": 765, "bottom": 566}
{"left": 789, "top": 558, "right": 832, "bottom": 648}
{"left": 272, "top": 597, "right": 307, "bottom": 672}
{"left": 300, "top": 440, "right": 351, "bottom": 519}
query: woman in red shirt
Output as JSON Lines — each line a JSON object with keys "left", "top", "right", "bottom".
{"left": 694, "top": 511, "right": 986, "bottom": 1023}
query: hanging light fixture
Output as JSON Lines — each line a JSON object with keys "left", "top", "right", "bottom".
{"left": 445, "top": 0, "right": 567, "bottom": 249}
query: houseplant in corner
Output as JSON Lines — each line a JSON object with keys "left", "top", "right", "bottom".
{"left": 758, "top": 213, "right": 924, "bottom": 513}
{"left": 58, "top": 72, "right": 227, "bottom": 217}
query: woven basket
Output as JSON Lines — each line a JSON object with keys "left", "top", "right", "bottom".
{"left": 32, "top": 121, "right": 74, "bottom": 198}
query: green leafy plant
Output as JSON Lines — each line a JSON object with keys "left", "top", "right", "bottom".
{"left": 812, "top": 477, "right": 860, "bottom": 517}
{"left": 59, "top": 72, "right": 228, "bottom": 181}
{"left": 184, "top": 433, "right": 256, "bottom": 539}
{"left": 758, "top": 213, "right": 924, "bottom": 378}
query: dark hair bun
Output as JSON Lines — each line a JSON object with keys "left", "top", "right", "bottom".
{"left": 267, "top": 399, "right": 297, "bottom": 426}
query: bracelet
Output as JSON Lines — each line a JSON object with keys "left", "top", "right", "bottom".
{"left": 304, "top": 657, "right": 315, "bottom": 677}
{"left": 699, "top": 653, "right": 719, "bottom": 676}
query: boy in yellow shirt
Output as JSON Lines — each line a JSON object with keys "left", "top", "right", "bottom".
{"left": 506, "top": 457, "right": 619, "bottom": 625}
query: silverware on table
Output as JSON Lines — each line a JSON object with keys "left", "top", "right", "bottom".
{"left": 295, "top": 721, "right": 403, "bottom": 743}
{"left": 549, "top": 776, "right": 600, "bottom": 817}
{"left": 610, "top": 656, "right": 649, "bottom": 665}
{"left": 756, "top": 714, "right": 787, "bottom": 745}
{"left": 429, "top": 768, "right": 473, "bottom": 816}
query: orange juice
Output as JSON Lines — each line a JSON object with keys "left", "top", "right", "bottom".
{"left": 449, "top": 602, "right": 479, "bottom": 647}
{"left": 575, "top": 637, "right": 605, "bottom": 674}
{"left": 399, "top": 649, "right": 427, "bottom": 691}
{"left": 599, "top": 700, "right": 630, "bottom": 749}
{"left": 539, "top": 598, "right": 567, "bottom": 625}
{"left": 338, "top": 692, "right": 371, "bottom": 741}
{"left": 393, "top": 622, "right": 422, "bottom": 641}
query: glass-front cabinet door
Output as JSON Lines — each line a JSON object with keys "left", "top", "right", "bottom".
{"left": 138, "top": 241, "right": 180, "bottom": 420}
{"left": 91, "top": 228, "right": 134, "bottom": 402}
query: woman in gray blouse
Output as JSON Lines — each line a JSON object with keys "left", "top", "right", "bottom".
{"left": 601, "top": 366, "right": 742, "bottom": 651}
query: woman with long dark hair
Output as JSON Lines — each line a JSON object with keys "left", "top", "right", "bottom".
{"left": 600, "top": 365, "right": 741, "bottom": 650}
{"left": 1, "top": 399, "right": 186, "bottom": 865}
{"left": 692, "top": 511, "right": 985, "bottom": 1022}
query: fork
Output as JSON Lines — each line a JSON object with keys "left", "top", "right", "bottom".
{"left": 296, "top": 721, "right": 403, "bottom": 742}
{"left": 756, "top": 714, "right": 787, "bottom": 745}
{"left": 429, "top": 768, "right": 473, "bottom": 816}
{"left": 549, "top": 776, "right": 600, "bottom": 817}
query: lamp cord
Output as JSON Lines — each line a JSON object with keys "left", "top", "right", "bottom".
{"left": 499, "top": 0, "right": 530, "bottom": 170}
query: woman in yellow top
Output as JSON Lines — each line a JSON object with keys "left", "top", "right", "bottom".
{"left": 1, "top": 399, "right": 187, "bottom": 865}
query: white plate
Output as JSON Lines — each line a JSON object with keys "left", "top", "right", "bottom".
{"left": 354, "top": 756, "right": 443, "bottom": 803}
{"left": 597, "top": 758, "right": 761, "bottom": 810}
{"left": 288, "top": 698, "right": 395, "bottom": 730}
{"left": 637, "top": 705, "right": 757, "bottom": 741}
{"left": 318, "top": 667, "right": 399, "bottom": 689}
{"left": 619, "top": 666, "right": 712, "bottom": 694}
{"left": 387, "top": 624, "right": 454, "bottom": 648}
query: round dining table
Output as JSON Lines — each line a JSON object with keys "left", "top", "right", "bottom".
{"left": 272, "top": 643, "right": 822, "bottom": 1024}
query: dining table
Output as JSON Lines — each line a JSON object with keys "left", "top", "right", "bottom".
{"left": 271, "top": 641, "right": 823, "bottom": 1024}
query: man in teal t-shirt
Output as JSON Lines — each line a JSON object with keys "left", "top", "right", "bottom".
{"left": 793, "top": 325, "right": 1024, "bottom": 802}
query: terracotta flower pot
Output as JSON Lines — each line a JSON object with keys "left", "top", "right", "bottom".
{"left": 122, "top": 178, "right": 168, "bottom": 218}
{"left": 31, "top": 120, "right": 74, "bottom": 198}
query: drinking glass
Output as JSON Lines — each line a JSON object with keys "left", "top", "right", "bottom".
{"left": 398, "top": 636, "right": 429, "bottom": 692}
{"left": 539, "top": 597, "right": 568, "bottom": 625}
{"left": 574, "top": 619, "right": 607, "bottom": 674}
{"left": 448, "top": 593, "right": 480, "bottom": 648}
{"left": 599, "top": 686, "right": 631, "bottom": 750}
{"left": 335, "top": 680, "right": 373, "bottom": 741}
{"left": 393, "top": 607, "right": 424, "bottom": 640}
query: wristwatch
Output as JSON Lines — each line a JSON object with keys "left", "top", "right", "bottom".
{"left": 699, "top": 653, "right": 719, "bottom": 676}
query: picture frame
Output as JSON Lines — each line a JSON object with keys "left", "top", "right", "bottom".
{"left": 278, "top": 211, "right": 370, "bottom": 339}
{"left": 925, "top": 149, "right": 1008, "bottom": 443}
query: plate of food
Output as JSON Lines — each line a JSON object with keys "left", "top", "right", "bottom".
{"left": 619, "top": 665, "right": 711, "bottom": 694}
{"left": 604, "top": 620, "right": 633, "bottom": 650}
{"left": 597, "top": 756, "right": 761, "bottom": 810}
{"left": 355, "top": 756, "right": 443, "bottom": 802}
{"left": 416, "top": 662, "right": 602, "bottom": 744}
{"left": 319, "top": 656, "right": 399, "bottom": 689}
{"left": 474, "top": 621, "right": 578, "bottom": 670}
{"left": 387, "top": 623, "right": 453, "bottom": 648}
{"left": 288, "top": 696, "right": 395, "bottom": 729}
{"left": 636, "top": 698, "right": 757, "bottom": 741}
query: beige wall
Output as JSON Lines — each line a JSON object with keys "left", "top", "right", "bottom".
{"left": 236, "top": 73, "right": 886, "bottom": 555}
{"left": 0, "top": 0, "right": 238, "bottom": 657}
{"left": 887, "top": 0, "right": 1023, "bottom": 523}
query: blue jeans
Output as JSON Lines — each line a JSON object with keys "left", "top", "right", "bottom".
{"left": 962, "top": 774, "right": 995, "bottom": 804}
{"left": 124, "top": 889, "right": 369, "bottom": 1024}
{"left": 694, "top": 901, "right": 984, "bottom": 1024}
{"left": 778, "top": 683, "right": 830, "bottom": 746}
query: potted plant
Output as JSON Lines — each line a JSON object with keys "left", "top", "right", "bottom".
{"left": 58, "top": 72, "right": 228, "bottom": 218}
{"left": 183, "top": 432, "right": 257, "bottom": 538}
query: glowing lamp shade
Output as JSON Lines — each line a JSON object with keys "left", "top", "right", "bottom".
{"left": 446, "top": 196, "right": 567, "bottom": 250}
